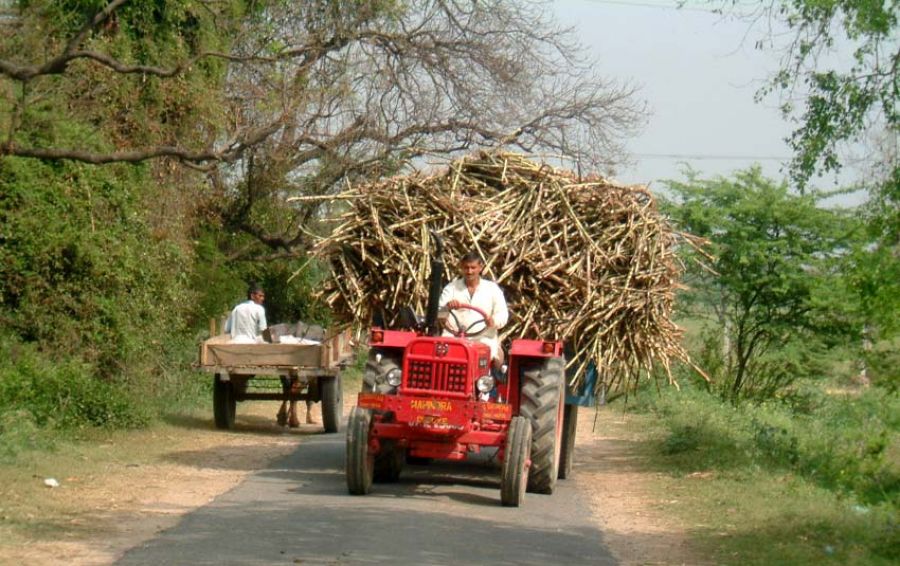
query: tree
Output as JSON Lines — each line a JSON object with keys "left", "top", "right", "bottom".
{"left": 718, "top": 0, "right": 898, "bottom": 189}
{"left": 711, "top": 0, "right": 899, "bottom": 389}
{"left": 665, "top": 168, "right": 858, "bottom": 400}
{"left": 1, "top": 1, "right": 643, "bottom": 259}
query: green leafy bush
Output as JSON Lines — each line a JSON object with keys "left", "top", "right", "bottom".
{"left": 0, "top": 156, "right": 195, "bottom": 380}
{"left": 0, "top": 409, "right": 48, "bottom": 462}
{"left": 640, "top": 386, "right": 900, "bottom": 507}
{"left": 0, "top": 333, "right": 149, "bottom": 433}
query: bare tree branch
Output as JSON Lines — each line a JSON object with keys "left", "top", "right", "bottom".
{"left": 1, "top": 116, "right": 287, "bottom": 164}
{"left": 3, "top": 1, "right": 645, "bottom": 260}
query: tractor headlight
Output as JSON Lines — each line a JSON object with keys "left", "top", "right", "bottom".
{"left": 476, "top": 374, "right": 495, "bottom": 393}
{"left": 385, "top": 368, "right": 403, "bottom": 387}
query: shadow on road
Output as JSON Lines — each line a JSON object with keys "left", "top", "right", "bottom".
{"left": 162, "top": 411, "right": 326, "bottom": 438}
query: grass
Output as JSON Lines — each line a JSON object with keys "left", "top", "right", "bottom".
{"left": 614, "top": 383, "right": 899, "bottom": 564}
{"left": 0, "top": 404, "right": 209, "bottom": 544}
{"left": 652, "top": 467, "right": 896, "bottom": 565}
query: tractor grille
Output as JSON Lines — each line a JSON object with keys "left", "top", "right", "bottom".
{"left": 406, "top": 360, "right": 468, "bottom": 394}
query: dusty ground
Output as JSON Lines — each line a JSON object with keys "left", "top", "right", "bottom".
{"left": 577, "top": 409, "right": 700, "bottom": 566}
{"left": 0, "top": 396, "right": 696, "bottom": 565}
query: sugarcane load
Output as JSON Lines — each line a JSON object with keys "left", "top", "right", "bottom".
{"left": 313, "top": 151, "right": 691, "bottom": 393}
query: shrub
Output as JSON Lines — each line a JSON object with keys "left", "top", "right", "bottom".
{"left": 0, "top": 409, "right": 48, "bottom": 462}
{"left": 640, "top": 385, "right": 900, "bottom": 506}
{"left": 0, "top": 157, "right": 195, "bottom": 383}
{"left": 0, "top": 333, "right": 148, "bottom": 431}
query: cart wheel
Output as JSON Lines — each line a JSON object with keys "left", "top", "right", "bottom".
{"left": 500, "top": 416, "right": 532, "bottom": 507}
{"left": 346, "top": 407, "right": 374, "bottom": 495}
{"left": 321, "top": 375, "right": 343, "bottom": 433}
{"left": 213, "top": 374, "right": 236, "bottom": 430}
{"left": 558, "top": 404, "right": 578, "bottom": 479}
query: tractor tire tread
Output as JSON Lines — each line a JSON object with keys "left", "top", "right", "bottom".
{"left": 346, "top": 407, "right": 374, "bottom": 495}
{"left": 501, "top": 416, "right": 532, "bottom": 506}
{"left": 520, "top": 357, "right": 564, "bottom": 494}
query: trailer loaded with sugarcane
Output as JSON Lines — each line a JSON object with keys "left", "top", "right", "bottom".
{"left": 311, "top": 151, "right": 694, "bottom": 506}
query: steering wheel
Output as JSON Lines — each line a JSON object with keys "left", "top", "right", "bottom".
{"left": 447, "top": 304, "right": 489, "bottom": 338}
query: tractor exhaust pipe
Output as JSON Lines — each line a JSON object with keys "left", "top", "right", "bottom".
{"left": 424, "top": 230, "right": 444, "bottom": 336}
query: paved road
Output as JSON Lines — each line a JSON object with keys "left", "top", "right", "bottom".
{"left": 118, "top": 433, "right": 615, "bottom": 566}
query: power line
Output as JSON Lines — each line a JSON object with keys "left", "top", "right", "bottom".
{"left": 634, "top": 152, "right": 790, "bottom": 161}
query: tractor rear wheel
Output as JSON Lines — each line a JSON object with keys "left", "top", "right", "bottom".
{"left": 346, "top": 407, "right": 374, "bottom": 495}
{"left": 558, "top": 404, "right": 578, "bottom": 479}
{"left": 520, "top": 356, "right": 564, "bottom": 494}
{"left": 321, "top": 375, "right": 343, "bottom": 433}
{"left": 213, "top": 374, "right": 236, "bottom": 430}
{"left": 500, "top": 416, "right": 532, "bottom": 507}
{"left": 374, "top": 441, "right": 404, "bottom": 482}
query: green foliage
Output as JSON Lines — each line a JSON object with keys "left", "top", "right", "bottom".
{"left": 187, "top": 229, "right": 246, "bottom": 326}
{"left": 0, "top": 332, "right": 149, "bottom": 434}
{"left": 188, "top": 226, "right": 333, "bottom": 328}
{"left": 6, "top": 1, "right": 236, "bottom": 153}
{"left": 866, "top": 340, "right": 900, "bottom": 392}
{"left": 664, "top": 168, "right": 860, "bottom": 400}
{"left": 251, "top": 259, "right": 332, "bottom": 326}
{"left": 740, "top": 0, "right": 899, "bottom": 189}
{"left": 635, "top": 385, "right": 900, "bottom": 508}
{"left": 846, "top": 227, "right": 900, "bottom": 341}
{"left": 0, "top": 409, "right": 48, "bottom": 462}
{"left": 0, "top": 155, "right": 193, "bottom": 379}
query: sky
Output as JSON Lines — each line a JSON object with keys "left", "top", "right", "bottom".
{"left": 550, "top": 0, "right": 865, "bottom": 195}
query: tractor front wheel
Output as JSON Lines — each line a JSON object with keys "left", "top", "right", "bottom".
{"left": 213, "top": 374, "right": 236, "bottom": 430}
{"left": 520, "top": 356, "right": 564, "bottom": 493}
{"left": 321, "top": 375, "right": 343, "bottom": 433}
{"left": 346, "top": 407, "right": 374, "bottom": 495}
{"left": 501, "top": 416, "right": 532, "bottom": 507}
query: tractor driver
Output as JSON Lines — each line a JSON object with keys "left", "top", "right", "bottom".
{"left": 438, "top": 252, "right": 509, "bottom": 372}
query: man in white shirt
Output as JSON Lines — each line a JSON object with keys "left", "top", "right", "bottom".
{"left": 224, "top": 285, "right": 314, "bottom": 427}
{"left": 225, "top": 284, "right": 268, "bottom": 343}
{"left": 438, "top": 252, "right": 509, "bottom": 369}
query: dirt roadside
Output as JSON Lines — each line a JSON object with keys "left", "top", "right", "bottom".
{"left": 0, "top": 397, "right": 696, "bottom": 566}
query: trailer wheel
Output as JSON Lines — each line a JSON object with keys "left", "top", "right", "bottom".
{"left": 520, "top": 356, "right": 564, "bottom": 494}
{"left": 374, "top": 441, "right": 404, "bottom": 483}
{"left": 558, "top": 404, "right": 578, "bottom": 479}
{"left": 500, "top": 416, "right": 532, "bottom": 507}
{"left": 346, "top": 407, "right": 374, "bottom": 495}
{"left": 321, "top": 375, "right": 343, "bottom": 433}
{"left": 213, "top": 374, "right": 236, "bottom": 430}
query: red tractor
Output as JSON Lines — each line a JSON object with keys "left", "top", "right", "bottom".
{"left": 346, "top": 236, "right": 570, "bottom": 506}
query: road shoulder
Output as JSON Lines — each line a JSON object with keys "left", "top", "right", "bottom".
{"left": 575, "top": 407, "right": 701, "bottom": 566}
